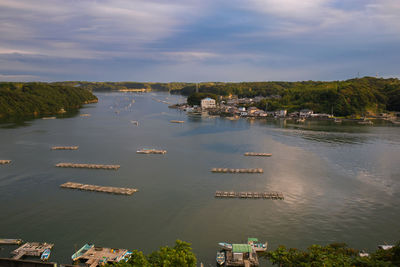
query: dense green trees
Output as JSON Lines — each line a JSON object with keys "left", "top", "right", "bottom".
{"left": 263, "top": 242, "right": 400, "bottom": 266}
{"left": 0, "top": 82, "right": 97, "bottom": 117}
{"left": 182, "top": 77, "right": 400, "bottom": 116}
{"left": 108, "top": 240, "right": 196, "bottom": 267}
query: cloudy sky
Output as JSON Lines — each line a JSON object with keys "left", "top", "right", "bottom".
{"left": 0, "top": 0, "right": 399, "bottom": 82}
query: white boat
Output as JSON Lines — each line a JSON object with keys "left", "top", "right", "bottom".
{"left": 218, "top": 242, "right": 232, "bottom": 250}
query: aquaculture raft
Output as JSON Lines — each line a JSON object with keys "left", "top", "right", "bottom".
{"left": 11, "top": 242, "right": 54, "bottom": 260}
{"left": 0, "top": 160, "right": 11, "bottom": 165}
{"left": 55, "top": 163, "right": 120, "bottom": 170}
{"left": 60, "top": 182, "right": 138, "bottom": 195}
{"left": 244, "top": 152, "right": 272, "bottom": 157}
{"left": 51, "top": 146, "right": 79, "bottom": 150}
{"left": 211, "top": 168, "right": 263, "bottom": 173}
{"left": 215, "top": 191, "right": 284, "bottom": 200}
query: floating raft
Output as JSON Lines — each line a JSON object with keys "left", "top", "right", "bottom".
{"left": 80, "top": 114, "right": 91, "bottom": 117}
{"left": 136, "top": 149, "right": 167, "bottom": 154}
{"left": 215, "top": 191, "right": 284, "bottom": 199}
{"left": 51, "top": 146, "right": 79, "bottom": 150}
{"left": 0, "top": 160, "right": 11, "bottom": 165}
{"left": 55, "top": 163, "right": 120, "bottom": 170}
{"left": 60, "top": 182, "right": 138, "bottom": 195}
{"left": 211, "top": 168, "right": 263, "bottom": 173}
{"left": 0, "top": 239, "right": 23, "bottom": 245}
{"left": 11, "top": 242, "right": 54, "bottom": 260}
{"left": 170, "top": 120, "right": 185, "bottom": 123}
{"left": 244, "top": 152, "right": 272, "bottom": 157}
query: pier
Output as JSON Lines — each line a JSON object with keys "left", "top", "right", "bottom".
{"left": 215, "top": 191, "right": 284, "bottom": 199}
{"left": 170, "top": 120, "right": 185, "bottom": 123}
{"left": 0, "top": 160, "right": 11, "bottom": 165}
{"left": 60, "top": 182, "right": 138, "bottom": 195}
{"left": 51, "top": 146, "right": 78, "bottom": 150}
{"left": 0, "top": 239, "right": 23, "bottom": 245}
{"left": 244, "top": 152, "right": 272, "bottom": 157}
{"left": 11, "top": 242, "right": 54, "bottom": 260}
{"left": 55, "top": 163, "right": 120, "bottom": 170}
{"left": 72, "top": 243, "right": 131, "bottom": 266}
{"left": 211, "top": 168, "right": 263, "bottom": 173}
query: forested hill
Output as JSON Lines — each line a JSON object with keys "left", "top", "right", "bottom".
{"left": 177, "top": 77, "right": 400, "bottom": 116}
{"left": 0, "top": 82, "right": 98, "bottom": 118}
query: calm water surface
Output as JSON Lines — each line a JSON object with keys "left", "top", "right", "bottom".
{"left": 0, "top": 92, "right": 399, "bottom": 265}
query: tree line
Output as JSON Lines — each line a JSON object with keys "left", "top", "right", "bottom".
{"left": 0, "top": 82, "right": 98, "bottom": 118}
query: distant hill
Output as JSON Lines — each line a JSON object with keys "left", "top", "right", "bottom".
{"left": 0, "top": 82, "right": 98, "bottom": 118}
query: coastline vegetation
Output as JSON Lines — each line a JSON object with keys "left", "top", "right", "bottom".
{"left": 53, "top": 77, "right": 400, "bottom": 116}
{"left": 0, "top": 82, "right": 98, "bottom": 118}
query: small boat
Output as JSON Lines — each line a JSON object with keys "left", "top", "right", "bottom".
{"left": 334, "top": 118, "right": 342, "bottom": 123}
{"left": 71, "top": 243, "right": 94, "bottom": 261}
{"left": 296, "top": 117, "right": 306, "bottom": 123}
{"left": 216, "top": 251, "right": 225, "bottom": 265}
{"left": 378, "top": 245, "right": 394, "bottom": 250}
{"left": 218, "top": 242, "right": 232, "bottom": 250}
{"left": 170, "top": 120, "right": 185, "bottom": 123}
{"left": 42, "top": 117, "right": 56, "bottom": 120}
{"left": 359, "top": 250, "right": 369, "bottom": 257}
{"left": 358, "top": 118, "right": 373, "bottom": 125}
{"left": 248, "top": 238, "right": 267, "bottom": 252}
{"left": 130, "top": 120, "right": 139, "bottom": 125}
{"left": 117, "top": 251, "right": 132, "bottom": 262}
{"left": 99, "top": 256, "right": 108, "bottom": 265}
{"left": 41, "top": 248, "right": 51, "bottom": 261}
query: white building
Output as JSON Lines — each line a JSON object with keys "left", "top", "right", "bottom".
{"left": 201, "top": 98, "right": 216, "bottom": 109}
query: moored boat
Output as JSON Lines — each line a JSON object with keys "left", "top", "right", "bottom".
{"left": 71, "top": 243, "right": 94, "bottom": 261}
{"left": 136, "top": 148, "right": 167, "bottom": 154}
{"left": 218, "top": 242, "right": 232, "bottom": 250}
{"left": 117, "top": 251, "right": 132, "bottom": 262}
{"left": 41, "top": 248, "right": 51, "bottom": 261}
{"left": 216, "top": 251, "right": 225, "bottom": 265}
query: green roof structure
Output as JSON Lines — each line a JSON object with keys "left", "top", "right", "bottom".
{"left": 232, "top": 244, "right": 252, "bottom": 253}
{"left": 247, "top": 238, "right": 258, "bottom": 242}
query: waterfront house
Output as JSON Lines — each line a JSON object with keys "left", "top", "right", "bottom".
{"left": 201, "top": 98, "right": 216, "bottom": 109}
{"left": 247, "top": 107, "right": 258, "bottom": 115}
{"left": 300, "top": 109, "right": 313, "bottom": 117}
{"left": 278, "top": 110, "right": 287, "bottom": 117}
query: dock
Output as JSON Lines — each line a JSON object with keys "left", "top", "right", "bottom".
{"left": 244, "top": 152, "right": 272, "bottom": 157}
{"left": 0, "top": 239, "right": 23, "bottom": 245}
{"left": 51, "top": 146, "right": 79, "bottom": 150}
{"left": 170, "top": 120, "right": 185, "bottom": 123}
{"left": 60, "top": 182, "right": 138, "bottom": 195}
{"left": 11, "top": 242, "right": 54, "bottom": 260}
{"left": 215, "top": 191, "right": 284, "bottom": 199}
{"left": 211, "top": 168, "right": 263, "bottom": 173}
{"left": 55, "top": 163, "right": 120, "bottom": 170}
{"left": 72, "top": 243, "right": 131, "bottom": 267}
{"left": 0, "top": 160, "right": 11, "bottom": 165}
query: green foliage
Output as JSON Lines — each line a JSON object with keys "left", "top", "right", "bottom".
{"left": 107, "top": 240, "right": 196, "bottom": 267}
{"left": 263, "top": 241, "right": 400, "bottom": 267}
{"left": 0, "top": 82, "right": 97, "bottom": 117}
{"left": 187, "top": 92, "right": 218, "bottom": 106}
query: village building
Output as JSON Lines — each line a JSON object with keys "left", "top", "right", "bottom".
{"left": 201, "top": 98, "right": 216, "bottom": 109}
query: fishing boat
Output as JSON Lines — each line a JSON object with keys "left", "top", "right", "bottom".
{"left": 358, "top": 118, "right": 373, "bottom": 125}
{"left": 216, "top": 251, "right": 225, "bottom": 265}
{"left": 130, "top": 120, "right": 139, "bottom": 125}
{"left": 71, "top": 243, "right": 94, "bottom": 261}
{"left": 117, "top": 251, "right": 132, "bottom": 262}
{"left": 378, "top": 245, "right": 394, "bottom": 250}
{"left": 218, "top": 242, "right": 232, "bottom": 250}
{"left": 334, "top": 118, "right": 342, "bottom": 123}
{"left": 247, "top": 238, "right": 268, "bottom": 252}
{"left": 296, "top": 117, "right": 306, "bottom": 123}
{"left": 41, "top": 248, "right": 51, "bottom": 261}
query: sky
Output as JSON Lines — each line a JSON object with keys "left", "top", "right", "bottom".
{"left": 0, "top": 0, "right": 399, "bottom": 82}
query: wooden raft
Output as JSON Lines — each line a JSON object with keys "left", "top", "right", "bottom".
{"left": 211, "top": 168, "right": 263, "bottom": 173}
{"left": 0, "top": 160, "right": 11, "bottom": 165}
{"left": 60, "top": 182, "right": 138, "bottom": 195}
{"left": 55, "top": 163, "right": 120, "bottom": 170}
{"left": 51, "top": 146, "right": 79, "bottom": 150}
{"left": 244, "top": 152, "right": 272, "bottom": 157}
{"left": 215, "top": 191, "right": 284, "bottom": 200}
{"left": 170, "top": 120, "right": 185, "bottom": 123}
{"left": 11, "top": 242, "right": 54, "bottom": 259}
